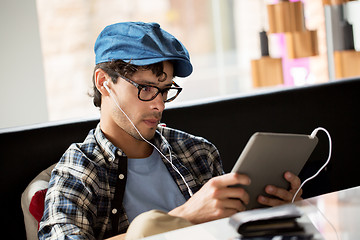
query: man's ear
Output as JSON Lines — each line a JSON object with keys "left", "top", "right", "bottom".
{"left": 95, "top": 68, "right": 111, "bottom": 96}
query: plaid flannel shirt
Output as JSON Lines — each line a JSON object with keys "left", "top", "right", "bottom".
{"left": 38, "top": 123, "right": 224, "bottom": 240}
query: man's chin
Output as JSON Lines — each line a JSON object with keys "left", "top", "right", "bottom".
{"left": 131, "top": 129, "right": 156, "bottom": 142}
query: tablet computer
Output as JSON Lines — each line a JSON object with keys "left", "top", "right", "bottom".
{"left": 230, "top": 132, "right": 318, "bottom": 210}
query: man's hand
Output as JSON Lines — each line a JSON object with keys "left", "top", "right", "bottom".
{"left": 169, "top": 173, "right": 251, "bottom": 224}
{"left": 257, "top": 171, "right": 303, "bottom": 207}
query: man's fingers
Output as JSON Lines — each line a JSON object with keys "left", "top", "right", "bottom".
{"left": 285, "top": 171, "right": 301, "bottom": 190}
{"left": 259, "top": 172, "right": 303, "bottom": 207}
{"left": 285, "top": 171, "right": 303, "bottom": 201}
{"left": 209, "top": 173, "right": 251, "bottom": 188}
{"left": 258, "top": 195, "right": 284, "bottom": 207}
{"left": 220, "top": 186, "right": 250, "bottom": 205}
{"left": 215, "top": 198, "right": 247, "bottom": 212}
{"left": 265, "top": 185, "right": 293, "bottom": 202}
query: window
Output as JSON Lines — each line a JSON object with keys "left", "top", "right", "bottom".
{"left": 36, "top": 0, "right": 328, "bottom": 121}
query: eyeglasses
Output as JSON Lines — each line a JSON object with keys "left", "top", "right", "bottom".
{"left": 119, "top": 75, "right": 183, "bottom": 103}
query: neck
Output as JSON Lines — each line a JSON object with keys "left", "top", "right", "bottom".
{"left": 100, "top": 119, "right": 154, "bottom": 159}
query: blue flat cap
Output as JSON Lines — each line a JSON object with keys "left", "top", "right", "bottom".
{"left": 94, "top": 22, "right": 193, "bottom": 77}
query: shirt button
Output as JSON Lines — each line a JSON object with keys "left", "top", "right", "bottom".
{"left": 112, "top": 208, "right": 117, "bottom": 214}
{"left": 119, "top": 174, "right": 125, "bottom": 180}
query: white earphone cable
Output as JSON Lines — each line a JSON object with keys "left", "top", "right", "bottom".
{"left": 107, "top": 85, "right": 194, "bottom": 197}
{"left": 292, "top": 128, "right": 338, "bottom": 239}
{"left": 291, "top": 127, "right": 332, "bottom": 203}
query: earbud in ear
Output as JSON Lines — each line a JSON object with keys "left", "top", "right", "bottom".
{"left": 103, "top": 81, "right": 111, "bottom": 94}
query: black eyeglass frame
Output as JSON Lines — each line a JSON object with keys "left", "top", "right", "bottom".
{"left": 119, "top": 75, "right": 183, "bottom": 103}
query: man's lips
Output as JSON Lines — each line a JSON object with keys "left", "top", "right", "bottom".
{"left": 143, "top": 119, "right": 160, "bottom": 127}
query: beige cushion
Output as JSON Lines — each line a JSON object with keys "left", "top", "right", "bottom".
{"left": 21, "top": 164, "right": 56, "bottom": 240}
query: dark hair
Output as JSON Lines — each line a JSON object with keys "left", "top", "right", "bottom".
{"left": 91, "top": 60, "right": 166, "bottom": 108}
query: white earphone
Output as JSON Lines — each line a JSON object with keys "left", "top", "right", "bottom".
{"left": 103, "top": 81, "right": 111, "bottom": 94}
{"left": 102, "top": 80, "right": 193, "bottom": 197}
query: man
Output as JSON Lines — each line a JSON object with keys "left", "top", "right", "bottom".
{"left": 39, "top": 22, "right": 302, "bottom": 240}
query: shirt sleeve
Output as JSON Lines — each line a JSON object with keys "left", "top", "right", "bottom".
{"left": 38, "top": 148, "right": 102, "bottom": 240}
{"left": 206, "top": 141, "right": 225, "bottom": 177}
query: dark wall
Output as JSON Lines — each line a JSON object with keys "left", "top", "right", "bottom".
{"left": 1, "top": 78, "right": 359, "bottom": 239}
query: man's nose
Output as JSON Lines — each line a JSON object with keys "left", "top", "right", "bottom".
{"left": 151, "top": 92, "right": 165, "bottom": 112}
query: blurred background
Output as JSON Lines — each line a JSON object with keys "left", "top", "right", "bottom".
{"left": 1, "top": 0, "right": 359, "bottom": 128}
